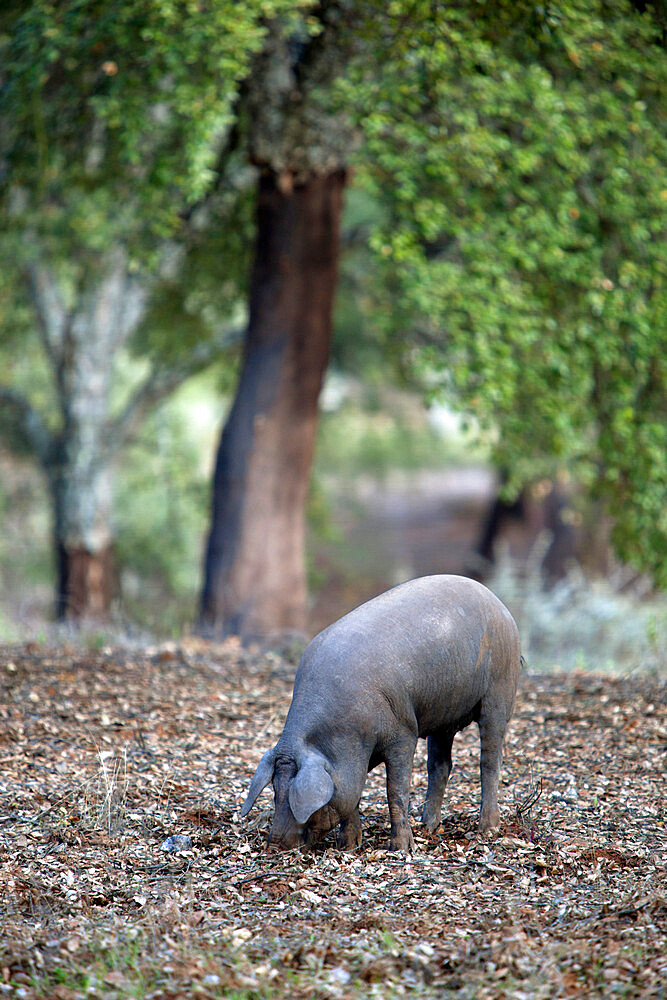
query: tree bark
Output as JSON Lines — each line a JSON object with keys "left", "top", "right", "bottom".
{"left": 55, "top": 543, "right": 115, "bottom": 620}
{"left": 24, "top": 254, "right": 148, "bottom": 621}
{"left": 200, "top": 168, "right": 346, "bottom": 639}
{"left": 50, "top": 459, "right": 116, "bottom": 620}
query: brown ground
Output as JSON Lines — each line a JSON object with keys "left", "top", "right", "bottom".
{"left": 1, "top": 642, "right": 665, "bottom": 999}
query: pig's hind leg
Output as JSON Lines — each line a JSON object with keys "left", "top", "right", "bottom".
{"left": 477, "top": 698, "right": 508, "bottom": 832}
{"left": 421, "top": 728, "right": 455, "bottom": 832}
{"left": 385, "top": 736, "right": 418, "bottom": 852}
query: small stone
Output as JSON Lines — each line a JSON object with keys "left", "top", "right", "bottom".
{"left": 416, "top": 943, "right": 435, "bottom": 958}
{"left": 160, "top": 834, "right": 193, "bottom": 853}
{"left": 329, "top": 967, "right": 351, "bottom": 985}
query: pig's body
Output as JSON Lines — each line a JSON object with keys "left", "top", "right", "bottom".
{"left": 241, "top": 575, "right": 521, "bottom": 851}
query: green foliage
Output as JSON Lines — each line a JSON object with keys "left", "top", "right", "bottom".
{"left": 130, "top": 181, "right": 256, "bottom": 370}
{"left": 341, "top": 0, "right": 667, "bottom": 586}
{"left": 332, "top": 186, "right": 395, "bottom": 379}
{"left": 0, "top": 0, "right": 302, "bottom": 261}
{"left": 0, "top": 323, "right": 56, "bottom": 454}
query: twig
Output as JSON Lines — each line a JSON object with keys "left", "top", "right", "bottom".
{"left": 515, "top": 777, "right": 543, "bottom": 819}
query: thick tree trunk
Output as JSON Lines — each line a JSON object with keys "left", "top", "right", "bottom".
{"left": 200, "top": 168, "right": 346, "bottom": 639}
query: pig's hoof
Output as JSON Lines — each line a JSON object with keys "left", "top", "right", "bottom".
{"left": 478, "top": 811, "right": 500, "bottom": 834}
{"left": 421, "top": 808, "right": 441, "bottom": 833}
{"left": 389, "top": 827, "right": 415, "bottom": 853}
{"left": 337, "top": 822, "right": 362, "bottom": 851}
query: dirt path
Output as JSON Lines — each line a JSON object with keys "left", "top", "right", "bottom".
{"left": 1, "top": 642, "right": 665, "bottom": 998}
{"left": 309, "top": 467, "right": 495, "bottom": 632}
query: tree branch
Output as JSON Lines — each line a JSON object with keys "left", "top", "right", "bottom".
{"left": 117, "top": 275, "right": 148, "bottom": 342}
{"left": 107, "top": 327, "right": 245, "bottom": 455}
{"left": 180, "top": 97, "right": 245, "bottom": 226}
{"left": 24, "top": 261, "right": 74, "bottom": 415}
{"left": 67, "top": 249, "right": 145, "bottom": 360}
{"left": 25, "top": 262, "right": 67, "bottom": 365}
{"left": 0, "top": 386, "right": 53, "bottom": 465}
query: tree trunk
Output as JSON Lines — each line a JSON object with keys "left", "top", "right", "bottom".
{"left": 51, "top": 461, "right": 115, "bottom": 620}
{"left": 33, "top": 255, "right": 135, "bottom": 622}
{"left": 200, "top": 168, "right": 346, "bottom": 639}
{"left": 56, "top": 543, "right": 115, "bottom": 620}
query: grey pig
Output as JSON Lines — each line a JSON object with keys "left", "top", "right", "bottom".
{"left": 240, "top": 575, "right": 520, "bottom": 851}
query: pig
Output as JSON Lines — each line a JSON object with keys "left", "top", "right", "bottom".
{"left": 240, "top": 574, "right": 520, "bottom": 851}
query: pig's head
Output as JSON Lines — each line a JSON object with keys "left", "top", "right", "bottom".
{"left": 240, "top": 747, "right": 337, "bottom": 849}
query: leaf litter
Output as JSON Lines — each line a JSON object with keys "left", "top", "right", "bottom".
{"left": 0, "top": 641, "right": 665, "bottom": 998}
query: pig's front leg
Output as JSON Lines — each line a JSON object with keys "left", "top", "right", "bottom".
{"left": 337, "top": 807, "right": 362, "bottom": 850}
{"left": 421, "top": 728, "right": 455, "bottom": 832}
{"left": 385, "top": 738, "right": 417, "bottom": 852}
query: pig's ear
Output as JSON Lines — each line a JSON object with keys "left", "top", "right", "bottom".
{"left": 288, "top": 755, "right": 334, "bottom": 824}
{"left": 240, "top": 748, "right": 277, "bottom": 817}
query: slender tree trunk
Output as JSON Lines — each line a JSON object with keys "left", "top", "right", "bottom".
{"left": 27, "top": 254, "right": 145, "bottom": 621}
{"left": 48, "top": 273, "right": 120, "bottom": 620}
{"left": 55, "top": 543, "right": 115, "bottom": 620}
{"left": 50, "top": 461, "right": 115, "bottom": 620}
{"left": 200, "top": 168, "right": 346, "bottom": 638}
{"left": 18, "top": 247, "right": 224, "bottom": 622}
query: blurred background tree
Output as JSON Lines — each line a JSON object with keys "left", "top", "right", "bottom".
{"left": 0, "top": 0, "right": 664, "bottom": 641}
{"left": 0, "top": 0, "right": 295, "bottom": 619}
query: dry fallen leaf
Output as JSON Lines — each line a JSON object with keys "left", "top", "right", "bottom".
{"left": 0, "top": 644, "right": 664, "bottom": 999}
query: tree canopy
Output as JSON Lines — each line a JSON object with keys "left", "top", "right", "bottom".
{"left": 0, "top": 0, "right": 665, "bottom": 617}
{"left": 0, "top": 0, "right": 303, "bottom": 617}
{"left": 0, "top": 0, "right": 301, "bottom": 439}
{"left": 341, "top": 0, "right": 666, "bottom": 585}
{"left": 0, "top": 1, "right": 304, "bottom": 254}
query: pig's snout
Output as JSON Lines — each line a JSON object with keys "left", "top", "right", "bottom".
{"left": 268, "top": 811, "right": 304, "bottom": 851}
{"left": 268, "top": 831, "right": 302, "bottom": 851}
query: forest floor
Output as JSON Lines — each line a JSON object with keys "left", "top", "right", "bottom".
{"left": 1, "top": 641, "right": 665, "bottom": 999}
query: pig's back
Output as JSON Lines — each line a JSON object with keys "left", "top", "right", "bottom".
{"left": 292, "top": 575, "right": 518, "bottom": 733}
